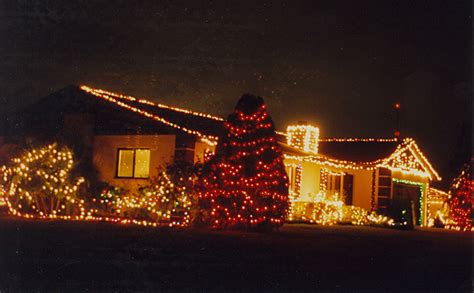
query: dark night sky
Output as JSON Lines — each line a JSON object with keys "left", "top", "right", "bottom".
{"left": 0, "top": 0, "right": 471, "bottom": 186}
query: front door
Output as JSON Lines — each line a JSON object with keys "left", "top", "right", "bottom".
{"left": 342, "top": 174, "right": 353, "bottom": 205}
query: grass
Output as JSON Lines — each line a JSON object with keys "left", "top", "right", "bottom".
{"left": 0, "top": 217, "right": 472, "bottom": 292}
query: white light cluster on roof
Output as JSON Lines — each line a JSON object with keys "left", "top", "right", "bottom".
{"left": 286, "top": 124, "right": 320, "bottom": 154}
{"left": 377, "top": 138, "right": 441, "bottom": 181}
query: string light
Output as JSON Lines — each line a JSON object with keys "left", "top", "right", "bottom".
{"left": 0, "top": 144, "right": 194, "bottom": 228}
{"left": 288, "top": 190, "right": 394, "bottom": 226}
{"left": 199, "top": 95, "right": 289, "bottom": 230}
{"left": 285, "top": 154, "right": 376, "bottom": 171}
{"left": 0, "top": 87, "right": 444, "bottom": 231}
{"left": 94, "top": 171, "right": 192, "bottom": 227}
{"left": 286, "top": 124, "right": 319, "bottom": 154}
{"left": 81, "top": 85, "right": 224, "bottom": 121}
{"left": 392, "top": 178, "right": 425, "bottom": 225}
{"left": 285, "top": 138, "right": 440, "bottom": 181}
{"left": 80, "top": 85, "right": 220, "bottom": 143}
{"left": 1, "top": 143, "right": 88, "bottom": 219}
{"left": 80, "top": 87, "right": 440, "bottom": 181}
{"left": 377, "top": 138, "right": 441, "bottom": 181}
{"left": 319, "top": 138, "right": 398, "bottom": 142}
{"left": 444, "top": 164, "right": 472, "bottom": 231}
{"left": 425, "top": 187, "right": 449, "bottom": 227}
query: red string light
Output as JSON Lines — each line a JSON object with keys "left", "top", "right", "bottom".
{"left": 198, "top": 95, "right": 289, "bottom": 230}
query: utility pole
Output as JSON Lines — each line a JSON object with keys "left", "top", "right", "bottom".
{"left": 394, "top": 102, "right": 401, "bottom": 138}
{"left": 1, "top": 95, "right": 6, "bottom": 138}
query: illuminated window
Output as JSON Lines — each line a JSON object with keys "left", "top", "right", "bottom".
{"left": 117, "top": 149, "right": 150, "bottom": 178}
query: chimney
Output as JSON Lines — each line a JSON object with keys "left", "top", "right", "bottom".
{"left": 286, "top": 123, "right": 320, "bottom": 154}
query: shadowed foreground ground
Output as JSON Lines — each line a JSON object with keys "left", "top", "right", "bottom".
{"left": 0, "top": 218, "right": 472, "bottom": 292}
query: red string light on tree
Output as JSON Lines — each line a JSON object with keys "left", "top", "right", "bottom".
{"left": 446, "top": 163, "right": 473, "bottom": 231}
{"left": 198, "top": 94, "right": 289, "bottom": 231}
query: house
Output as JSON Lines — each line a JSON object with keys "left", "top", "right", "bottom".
{"left": 282, "top": 129, "right": 442, "bottom": 226}
{"left": 5, "top": 85, "right": 442, "bottom": 226}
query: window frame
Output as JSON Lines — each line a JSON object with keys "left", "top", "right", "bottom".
{"left": 115, "top": 148, "right": 151, "bottom": 179}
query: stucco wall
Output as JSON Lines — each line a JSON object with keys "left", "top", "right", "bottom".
{"left": 319, "top": 165, "right": 374, "bottom": 210}
{"left": 194, "top": 141, "right": 215, "bottom": 164}
{"left": 93, "top": 135, "right": 176, "bottom": 192}
{"left": 299, "top": 161, "right": 321, "bottom": 198}
{"left": 283, "top": 157, "right": 375, "bottom": 211}
{"left": 283, "top": 158, "right": 322, "bottom": 198}
{"left": 350, "top": 169, "right": 373, "bottom": 210}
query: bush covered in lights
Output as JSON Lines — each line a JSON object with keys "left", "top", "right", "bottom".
{"left": 94, "top": 172, "right": 192, "bottom": 226}
{"left": 0, "top": 143, "right": 88, "bottom": 219}
{"left": 289, "top": 192, "right": 394, "bottom": 226}
{"left": 199, "top": 94, "right": 289, "bottom": 231}
{"left": 93, "top": 161, "right": 201, "bottom": 227}
{"left": 0, "top": 143, "right": 201, "bottom": 227}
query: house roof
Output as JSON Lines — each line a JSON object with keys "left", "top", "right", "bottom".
{"left": 78, "top": 85, "right": 307, "bottom": 155}
{"left": 78, "top": 86, "right": 440, "bottom": 179}
{"left": 79, "top": 85, "right": 225, "bottom": 141}
{"left": 18, "top": 85, "right": 188, "bottom": 137}
{"left": 18, "top": 85, "right": 303, "bottom": 154}
{"left": 317, "top": 139, "right": 400, "bottom": 162}
{"left": 19, "top": 85, "right": 441, "bottom": 179}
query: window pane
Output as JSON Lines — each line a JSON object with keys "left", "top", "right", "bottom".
{"left": 335, "top": 176, "right": 341, "bottom": 191}
{"left": 134, "top": 149, "right": 150, "bottom": 178}
{"left": 117, "top": 150, "right": 134, "bottom": 177}
{"left": 378, "top": 186, "right": 391, "bottom": 196}
{"left": 378, "top": 167, "right": 391, "bottom": 176}
{"left": 378, "top": 177, "right": 391, "bottom": 187}
{"left": 377, "top": 197, "right": 391, "bottom": 207}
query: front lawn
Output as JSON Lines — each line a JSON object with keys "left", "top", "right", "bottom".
{"left": 0, "top": 218, "right": 471, "bottom": 292}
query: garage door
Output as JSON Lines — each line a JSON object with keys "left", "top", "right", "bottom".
{"left": 392, "top": 182, "right": 422, "bottom": 225}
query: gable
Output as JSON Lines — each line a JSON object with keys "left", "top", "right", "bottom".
{"left": 377, "top": 138, "right": 441, "bottom": 181}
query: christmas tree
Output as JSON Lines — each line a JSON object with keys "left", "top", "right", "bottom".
{"left": 199, "top": 94, "right": 289, "bottom": 231}
{"left": 447, "top": 163, "right": 472, "bottom": 231}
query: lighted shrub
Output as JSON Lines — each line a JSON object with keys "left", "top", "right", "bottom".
{"left": 96, "top": 171, "right": 193, "bottom": 226}
{"left": 1, "top": 143, "right": 87, "bottom": 218}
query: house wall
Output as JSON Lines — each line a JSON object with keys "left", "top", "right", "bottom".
{"left": 283, "top": 157, "right": 321, "bottom": 199}
{"left": 299, "top": 161, "right": 321, "bottom": 198}
{"left": 283, "top": 158, "right": 377, "bottom": 211}
{"left": 194, "top": 141, "right": 215, "bottom": 164}
{"left": 92, "top": 135, "right": 176, "bottom": 192}
{"left": 319, "top": 166, "right": 374, "bottom": 210}
{"left": 349, "top": 168, "right": 374, "bottom": 210}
